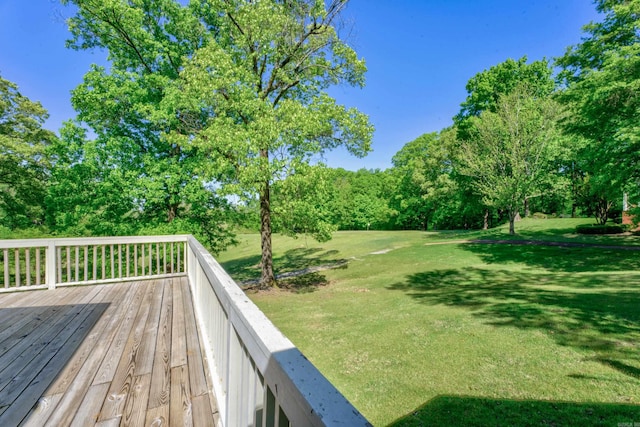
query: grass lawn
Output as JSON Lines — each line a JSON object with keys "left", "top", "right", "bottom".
{"left": 217, "top": 218, "right": 640, "bottom": 426}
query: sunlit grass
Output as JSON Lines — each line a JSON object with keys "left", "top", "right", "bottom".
{"left": 218, "top": 219, "right": 640, "bottom": 425}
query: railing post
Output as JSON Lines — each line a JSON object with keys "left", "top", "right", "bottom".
{"left": 46, "top": 241, "right": 57, "bottom": 290}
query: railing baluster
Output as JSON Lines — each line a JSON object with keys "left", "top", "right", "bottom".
{"left": 101, "top": 245, "right": 106, "bottom": 280}
{"left": 163, "top": 243, "right": 167, "bottom": 274}
{"left": 177, "top": 243, "right": 181, "bottom": 274}
{"left": 3, "top": 249, "right": 8, "bottom": 288}
{"left": 84, "top": 246, "right": 88, "bottom": 282}
{"left": 170, "top": 243, "right": 175, "bottom": 274}
{"left": 35, "top": 248, "right": 41, "bottom": 286}
{"left": 75, "top": 246, "right": 79, "bottom": 282}
{"left": 13, "top": 249, "right": 20, "bottom": 288}
{"left": 126, "top": 244, "right": 130, "bottom": 277}
{"left": 66, "top": 246, "right": 71, "bottom": 283}
{"left": 134, "top": 244, "right": 138, "bottom": 276}
{"left": 110, "top": 244, "right": 115, "bottom": 279}
{"left": 118, "top": 244, "right": 123, "bottom": 279}
{"left": 156, "top": 243, "right": 160, "bottom": 275}
{"left": 56, "top": 247, "right": 62, "bottom": 286}
{"left": 148, "top": 243, "right": 152, "bottom": 275}
{"left": 93, "top": 245, "right": 98, "bottom": 281}
{"left": 141, "top": 244, "right": 145, "bottom": 276}
{"left": 25, "top": 248, "right": 31, "bottom": 287}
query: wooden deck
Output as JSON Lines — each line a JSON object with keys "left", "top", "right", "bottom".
{"left": 0, "top": 277, "right": 219, "bottom": 426}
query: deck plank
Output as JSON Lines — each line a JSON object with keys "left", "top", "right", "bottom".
{"left": 93, "top": 282, "right": 149, "bottom": 385}
{"left": 119, "top": 373, "right": 151, "bottom": 427}
{"left": 0, "top": 277, "right": 216, "bottom": 427}
{"left": 98, "top": 281, "right": 156, "bottom": 421}
{"left": 148, "top": 281, "right": 173, "bottom": 410}
{"left": 170, "top": 364, "right": 193, "bottom": 427}
{"left": 181, "top": 279, "right": 210, "bottom": 398}
{"left": 69, "top": 382, "right": 110, "bottom": 427}
{"left": 171, "top": 278, "right": 188, "bottom": 368}
{"left": 135, "top": 280, "right": 165, "bottom": 375}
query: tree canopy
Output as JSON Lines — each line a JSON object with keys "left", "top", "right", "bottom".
{"left": 557, "top": 0, "right": 640, "bottom": 217}
{"left": 63, "top": 0, "right": 372, "bottom": 287}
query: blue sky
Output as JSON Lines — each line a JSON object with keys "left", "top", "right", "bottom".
{"left": 0, "top": 0, "right": 600, "bottom": 171}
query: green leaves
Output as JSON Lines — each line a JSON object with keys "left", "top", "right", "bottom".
{"left": 0, "top": 75, "right": 56, "bottom": 229}
{"left": 557, "top": 0, "right": 640, "bottom": 211}
{"left": 459, "top": 85, "right": 563, "bottom": 234}
{"left": 63, "top": 0, "right": 371, "bottom": 283}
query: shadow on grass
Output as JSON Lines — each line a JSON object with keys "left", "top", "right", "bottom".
{"left": 388, "top": 267, "right": 640, "bottom": 379}
{"left": 221, "top": 246, "right": 347, "bottom": 289}
{"left": 277, "top": 272, "right": 330, "bottom": 294}
{"left": 387, "top": 395, "right": 640, "bottom": 427}
{"left": 464, "top": 242, "right": 640, "bottom": 272}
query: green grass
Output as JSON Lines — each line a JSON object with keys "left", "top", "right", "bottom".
{"left": 217, "top": 219, "right": 640, "bottom": 426}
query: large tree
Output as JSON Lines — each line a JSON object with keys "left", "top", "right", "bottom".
{"left": 453, "top": 57, "right": 559, "bottom": 228}
{"left": 0, "top": 75, "right": 56, "bottom": 230}
{"left": 557, "top": 0, "right": 640, "bottom": 216}
{"left": 459, "top": 85, "right": 563, "bottom": 235}
{"left": 64, "top": 0, "right": 372, "bottom": 287}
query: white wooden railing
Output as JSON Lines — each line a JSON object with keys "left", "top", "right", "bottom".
{"left": 187, "top": 236, "right": 371, "bottom": 426}
{"left": 0, "top": 235, "right": 187, "bottom": 290}
{"left": 0, "top": 235, "right": 370, "bottom": 426}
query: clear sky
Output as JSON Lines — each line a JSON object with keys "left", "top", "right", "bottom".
{"left": 0, "top": 0, "right": 601, "bottom": 171}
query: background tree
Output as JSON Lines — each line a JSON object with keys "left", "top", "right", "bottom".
{"left": 459, "top": 85, "right": 563, "bottom": 234}
{"left": 271, "top": 163, "right": 337, "bottom": 242}
{"left": 0, "top": 75, "right": 56, "bottom": 230}
{"left": 390, "top": 129, "right": 457, "bottom": 231}
{"left": 325, "top": 168, "right": 393, "bottom": 231}
{"left": 60, "top": 0, "right": 238, "bottom": 252}
{"left": 557, "top": 0, "right": 640, "bottom": 219}
{"left": 46, "top": 122, "right": 137, "bottom": 236}
{"left": 452, "top": 57, "right": 558, "bottom": 225}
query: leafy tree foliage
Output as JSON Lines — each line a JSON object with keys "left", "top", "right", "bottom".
{"left": 271, "top": 164, "right": 337, "bottom": 242}
{"left": 390, "top": 129, "right": 457, "bottom": 230}
{"left": 0, "top": 75, "right": 56, "bottom": 230}
{"left": 64, "top": 0, "right": 372, "bottom": 287}
{"left": 326, "top": 168, "right": 394, "bottom": 231}
{"left": 454, "top": 57, "right": 555, "bottom": 138}
{"left": 46, "top": 122, "right": 137, "bottom": 236}
{"left": 459, "top": 85, "right": 563, "bottom": 234}
{"left": 557, "top": 0, "right": 640, "bottom": 217}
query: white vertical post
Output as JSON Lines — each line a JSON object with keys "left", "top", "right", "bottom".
{"left": 46, "top": 241, "right": 56, "bottom": 290}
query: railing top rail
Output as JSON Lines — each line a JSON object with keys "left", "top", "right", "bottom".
{"left": 0, "top": 235, "right": 190, "bottom": 249}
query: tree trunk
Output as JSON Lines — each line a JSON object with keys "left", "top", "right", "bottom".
{"left": 595, "top": 198, "right": 612, "bottom": 225}
{"left": 259, "top": 179, "right": 276, "bottom": 288}
{"left": 483, "top": 209, "right": 489, "bottom": 230}
{"left": 571, "top": 203, "right": 577, "bottom": 218}
{"left": 167, "top": 204, "right": 178, "bottom": 223}
{"left": 508, "top": 210, "right": 517, "bottom": 235}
